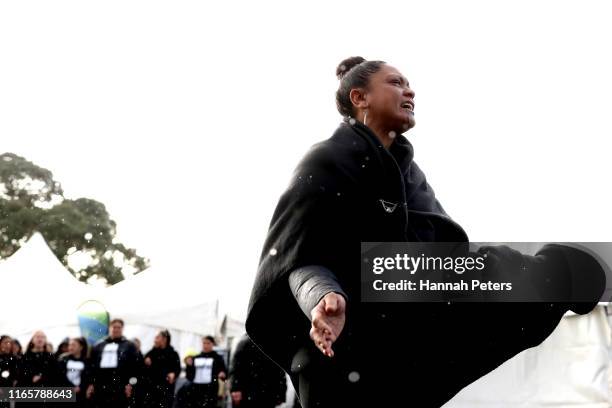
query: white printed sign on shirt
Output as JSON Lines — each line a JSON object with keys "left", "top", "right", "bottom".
{"left": 66, "top": 360, "right": 85, "bottom": 386}
{"left": 100, "top": 343, "right": 119, "bottom": 369}
{"left": 193, "top": 357, "right": 214, "bottom": 384}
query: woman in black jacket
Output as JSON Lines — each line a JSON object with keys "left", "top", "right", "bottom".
{"left": 142, "top": 330, "right": 181, "bottom": 408}
{"left": 229, "top": 334, "right": 286, "bottom": 408}
{"left": 15, "top": 331, "right": 58, "bottom": 407}
{"left": 56, "top": 337, "right": 89, "bottom": 406}
{"left": 245, "top": 56, "right": 606, "bottom": 408}
{"left": 1, "top": 335, "right": 18, "bottom": 408}
{"left": 185, "top": 336, "right": 226, "bottom": 408}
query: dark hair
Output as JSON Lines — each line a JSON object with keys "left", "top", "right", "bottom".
{"left": 159, "top": 329, "right": 171, "bottom": 346}
{"left": 73, "top": 337, "right": 89, "bottom": 359}
{"left": 203, "top": 335, "right": 216, "bottom": 345}
{"left": 56, "top": 337, "right": 69, "bottom": 352}
{"left": 335, "top": 56, "right": 386, "bottom": 118}
{"left": 109, "top": 318, "right": 125, "bottom": 327}
{"left": 12, "top": 339, "right": 22, "bottom": 354}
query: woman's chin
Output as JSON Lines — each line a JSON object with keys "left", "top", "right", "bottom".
{"left": 399, "top": 118, "right": 415, "bottom": 133}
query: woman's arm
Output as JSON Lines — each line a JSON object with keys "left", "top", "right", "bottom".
{"left": 288, "top": 265, "right": 348, "bottom": 320}
{"left": 289, "top": 265, "right": 347, "bottom": 357}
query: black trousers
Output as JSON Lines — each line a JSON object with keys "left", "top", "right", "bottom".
{"left": 290, "top": 302, "right": 572, "bottom": 408}
{"left": 142, "top": 382, "right": 175, "bottom": 408}
{"left": 91, "top": 384, "right": 130, "bottom": 408}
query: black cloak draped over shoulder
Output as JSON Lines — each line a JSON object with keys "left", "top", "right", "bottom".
{"left": 246, "top": 118, "right": 595, "bottom": 407}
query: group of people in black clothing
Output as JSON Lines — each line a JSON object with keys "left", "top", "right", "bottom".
{"left": 1, "top": 319, "right": 289, "bottom": 408}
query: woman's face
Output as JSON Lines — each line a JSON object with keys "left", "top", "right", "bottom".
{"left": 154, "top": 333, "right": 167, "bottom": 348}
{"left": 202, "top": 338, "right": 214, "bottom": 353}
{"left": 68, "top": 339, "right": 82, "bottom": 357}
{"left": 362, "top": 64, "right": 416, "bottom": 134}
{"left": 0, "top": 337, "right": 12, "bottom": 354}
{"left": 32, "top": 332, "right": 47, "bottom": 350}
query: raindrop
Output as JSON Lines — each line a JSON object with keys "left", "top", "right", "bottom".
{"left": 129, "top": 377, "right": 138, "bottom": 385}
{"left": 363, "top": 258, "right": 369, "bottom": 263}
{"left": 388, "top": 131, "right": 397, "bottom": 139}
{"left": 349, "top": 118, "right": 356, "bottom": 125}
{"left": 84, "top": 232, "right": 93, "bottom": 241}
{"left": 269, "top": 248, "right": 278, "bottom": 256}
{"left": 1, "top": 370, "right": 9, "bottom": 378}
{"left": 348, "top": 371, "right": 360, "bottom": 383}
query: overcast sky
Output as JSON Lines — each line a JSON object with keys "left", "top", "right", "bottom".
{"left": 2, "top": 0, "right": 612, "bottom": 320}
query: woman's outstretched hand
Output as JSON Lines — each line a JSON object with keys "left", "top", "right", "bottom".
{"left": 310, "top": 292, "right": 346, "bottom": 358}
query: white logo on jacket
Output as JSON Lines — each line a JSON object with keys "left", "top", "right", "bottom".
{"left": 379, "top": 199, "right": 397, "bottom": 213}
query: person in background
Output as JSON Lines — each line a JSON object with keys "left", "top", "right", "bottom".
{"left": 11, "top": 339, "right": 23, "bottom": 359}
{"left": 175, "top": 350, "right": 198, "bottom": 408}
{"left": 142, "top": 330, "right": 181, "bottom": 408}
{"left": 130, "top": 337, "right": 145, "bottom": 407}
{"left": 1, "top": 335, "right": 17, "bottom": 408}
{"left": 229, "top": 334, "right": 286, "bottom": 408}
{"left": 185, "top": 335, "right": 226, "bottom": 408}
{"left": 56, "top": 337, "right": 89, "bottom": 406}
{"left": 54, "top": 338, "right": 70, "bottom": 360}
{"left": 87, "top": 318, "right": 142, "bottom": 408}
{"left": 132, "top": 338, "right": 142, "bottom": 355}
{"left": 15, "top": 330, "right": 58, "bottom": 407}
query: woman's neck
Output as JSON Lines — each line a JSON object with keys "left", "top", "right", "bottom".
{"left": 361, "top": 117, "right": 394, "bottom": 149}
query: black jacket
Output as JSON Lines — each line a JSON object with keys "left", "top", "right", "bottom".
{"left": 246, "top": 118, "right": 467, "bottom": 370}
{"left": 142, "top": 345, "right": 181, "bottom": 386}
{"left": 0, "top": 353, "right": 18, "bottom": 387}
{"left": 89, "top": 336, "right": 141, "bottom": 389}
{"left": 229, "top": 334, "right": 286, "bottom": 405}
{"left": 245, "top": 118, "right": 603, "bottom": 407}
{"left": 15, "top": 351, "right": 57, "bottom": 387}
{"left": 185, "top": 351, "right": 226, "bottom": 386}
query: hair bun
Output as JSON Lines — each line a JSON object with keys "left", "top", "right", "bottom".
{"left": 336, "top": 56, "right": 366, "bottom": 80}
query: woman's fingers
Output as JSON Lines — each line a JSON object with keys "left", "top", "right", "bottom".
{"left": 311, "top": 318, "right": 336, "bottom": 357}
{"left": 309, "top": 293, "right": 346, "bottom": 358}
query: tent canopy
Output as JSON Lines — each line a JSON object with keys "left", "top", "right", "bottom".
{"left": 0, "top": 233, "right": 244, "bottom": 354}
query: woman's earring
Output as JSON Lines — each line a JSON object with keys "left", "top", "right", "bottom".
{"left": 363, "top": 109, "right": 368, "bottom": 126}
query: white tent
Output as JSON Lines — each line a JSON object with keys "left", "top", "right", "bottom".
{"left": 0, "top": 232, "right": 103, "bottom": 337}
{"left": 0, "top": 232, "right": 244, "bottom": 359}
{"left": 100, "top": 264, "right": 244, "bottom": 357}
